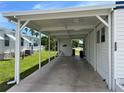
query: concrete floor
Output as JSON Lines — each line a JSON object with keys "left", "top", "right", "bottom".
{"left": 7, "top": 56, "right": 109, "bottom": 92}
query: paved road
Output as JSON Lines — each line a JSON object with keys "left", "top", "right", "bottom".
{"left": 8, "top": 56, "right": 109, "bottom": 92}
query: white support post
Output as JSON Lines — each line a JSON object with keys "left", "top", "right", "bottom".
{"left": 93, "top": 28, "right": 97, "bottom": 72}
{"left": 57, "top": 39, "right": 59, "bottom": 56}
{"left": 108, "top": 13, "right": 112, "bottom": 90}
{"left": 48, "top": 35, "right": 50, "bottom": 62}
{"left": 96, "top": 15, "right": 109, "bottom": 27}
{"left": 7, "top": 20, "right": 21, "bottom": 85}
{"left": 39, "top": 33, "right": 41, "bottom": 69}
{"left": 54, "top": 39, "right": 55, "bottom": 51}
{"left": 53, "top": 39, "right": 55, "bottom": 58}
{"left": 54, "top": 39, "right": 56, "bottom": 57}
{"left": 8, "top": 20, "right": 29, "bottom": 85}
{"left": 15, "top": 20, "right": 21, "bottom": 84}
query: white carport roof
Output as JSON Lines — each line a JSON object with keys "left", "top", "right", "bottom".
{"left": 3, "top": 4, "right": 116, "bottom": 39}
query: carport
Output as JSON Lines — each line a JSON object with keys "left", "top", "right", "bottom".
{"left": 3, "top": 4, "right": 115, "bottom": 91}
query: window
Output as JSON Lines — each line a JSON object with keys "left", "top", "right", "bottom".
{"left": 34, "top": 40, "right": 38, "bottom": 46}
{"left": 29, "top": 43, "right": 32, "bottom": 47}
{"left": 34, "top": 43, "right": 38, "bottom": 46}
{"left": 101, "top": 27, "right": 105, "bottom": 42}
{"left": 96, "top": 31, "right": 100, "bottom": 43}
{"left": 4, "top": 34, "right": 9, "bottom": 46}
{"left": 21, "top": 38, "right": 24, "bottom": 46}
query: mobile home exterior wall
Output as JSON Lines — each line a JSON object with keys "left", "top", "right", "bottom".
{"left": 113, "top": 8, "right": 124, "bottom": 91}
{"left": 85, "top": 22, "right": 109, "bottom": 86}
{"left": 96, "top": 23, "right": 109, "bottom": 85}
{"left": 85, "top": 34, "right": 90, "bottom": 62}
{"left": 89, "top": 29, "right": 96, "bottom": 69}
{"left": 0, "top": 29, "right": 15, "bottom": 54}
{"left": 113, "top": 9, "right": 124, "bottom": 80}
{"left": 58, "top": 38, "right": 72, "bottom": 56}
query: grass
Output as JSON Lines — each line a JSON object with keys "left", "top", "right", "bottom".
{"left": 0, "top": 50, "right": 56, "bottom": 91}
{"left": 73, "top": 47, "right": 83, "bottom": 56}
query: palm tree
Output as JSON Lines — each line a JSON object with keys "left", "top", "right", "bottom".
{"left": 30, "top": 29, "right": 35, "bottom": 36}
{"left": 24, "top": 27, "right": 28, "bottom": 33}
{"left": 35, "top": 32, "right": 39, "bottom": 37}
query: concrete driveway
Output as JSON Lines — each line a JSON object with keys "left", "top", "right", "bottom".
{"left": 7, "top": 56, "right": 109, "bottom": 92}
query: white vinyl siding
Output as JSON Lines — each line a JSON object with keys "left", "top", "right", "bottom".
{"left": 73, "top": 17, "right": 110, "bottom": 88}
{"left": 85, "top": 34, "right": 90, "bottom": 62}
{"left": 114, "top": 9, "right": 124, "bottom": 79}
{"left": 0, "top": 40, "right": 4, "bottom": 54}
{"left": 89, "top": 30, "right": 96, "bottom": 69}
{"left": 85, "top": 23, "right": 109, "bottom": 85}
{"left": 96, "top": 23, "right": 109, "bottom": 85}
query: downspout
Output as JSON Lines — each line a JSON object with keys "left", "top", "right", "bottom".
{"left": 39, "top": 32, "right": 41, "bottom": 69}
{"left": 48, "top": 35, "right": 50, "bottom": 62}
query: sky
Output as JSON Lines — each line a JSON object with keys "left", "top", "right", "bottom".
{"left": 0, "top": 1, "right": 115, "bottom": 34}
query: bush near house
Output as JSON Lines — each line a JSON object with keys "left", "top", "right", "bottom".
{"left": 0, "top": 50, "right": 56, "bottom": 92}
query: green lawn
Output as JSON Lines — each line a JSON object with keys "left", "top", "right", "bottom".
{"left": 73, "top": 47, "right": 83, "bottom": 56}
{"left": 0, "top": 50, "right": 56, "bottom": 84}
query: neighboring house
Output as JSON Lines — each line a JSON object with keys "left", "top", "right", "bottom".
{"left": 0, "top": 26, "right": 39, "bottom": 60}
{"left": 23, "top": 35, "right": 40, "bottom": 52}
{"left": 0, "top": 27, "right": 16, "bottom": 59}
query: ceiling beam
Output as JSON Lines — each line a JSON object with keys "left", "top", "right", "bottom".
{"left": 55, "top": 35, "right": 86, "bottom": 39}
{"left": 41, "top": 25, "right": 94, "bottom": 32}
{"left": 50, "top": 30, "right": 89, "bottom": 36}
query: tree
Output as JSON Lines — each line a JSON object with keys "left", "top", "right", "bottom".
{"left": 30, "top": 29, "right": 35, "bottom": 36}
{"left": 24, "top": 27, "right": 28, "bottom": 33}
{"left": 41, "top": 36, "right": 48, "bottom": 46}
{"left": 72, "top": 39, "right": 79, "bottom": 48}
{"left": 41, "top": 36, "right": 56, "bottom": 51}
{"left": 35, "top": 32, "right": 39, "bottom": 37}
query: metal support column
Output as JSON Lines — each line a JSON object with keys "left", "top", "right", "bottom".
{"left": 39, "top": 32, "right": 41, "bottom": 69}
{"left": 15, "top": 20, "right": 21, "bottom": 84}
{"left": 7, "top": 20, "right": 29, "bottom": 85}
{"left": 108, "top": 13, "right": 112, "bottom": 90}
{"left": 57, "top": 39, "right": 59, "bottom": 56}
